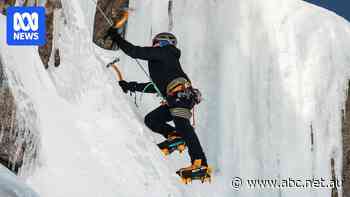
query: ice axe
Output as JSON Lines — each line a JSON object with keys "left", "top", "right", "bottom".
{"left": 114, "top": 11, "right": 129, "bottom": 29}
{"left": 107, "top": 58, "right": 124, "bottom": 81}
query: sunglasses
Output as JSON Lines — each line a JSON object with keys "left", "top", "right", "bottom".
{"left": 152, "top": 40, "right": 171, "bottom": 47}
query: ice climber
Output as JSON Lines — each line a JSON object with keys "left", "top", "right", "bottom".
{"left": 106, "top": 28, "right": 211, "bottom": 180}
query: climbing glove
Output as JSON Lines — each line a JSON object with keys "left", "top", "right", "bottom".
{"left": 105, "top": 27, "right": 122, "bottom": 42}
{"left": 118, "top": 80, "right": 138, "bottom": 94}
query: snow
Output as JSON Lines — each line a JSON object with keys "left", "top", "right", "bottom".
{"left": 0, "top": 164, "right": 39, "bottom": 197}
{"left": 1, "top": 0, "right": 350, "bottom": 197}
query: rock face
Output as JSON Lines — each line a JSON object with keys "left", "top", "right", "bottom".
{"left": 93, "top": 0, "right": 129, "bottom": 50}
{"left": 0, "top": 0, "right": 42, "bottom": 175}
{"left": 38, "top": 2, "right": 55, "bottom": 69}
{"left": 0, "top": 58, "right": 22, "bottom": 173}
{"left": 0, "top": 57, "right": 39, "bottom": 174}
{"left": 0, "top": 0, "right": 15, "bottom": 14}
{"left": 0, "top": 85, "right": 23, "bottom": 172}
{"left": 38, "top": 0, "right": 62, "bottom": 69}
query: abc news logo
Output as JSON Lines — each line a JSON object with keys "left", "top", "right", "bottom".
{"left": 7, "top": 7, "right": 46, "bottom": 46}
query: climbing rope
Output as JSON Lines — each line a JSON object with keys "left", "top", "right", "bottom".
{"left": 134, "top": 59, "right": 165, "bottom": 99}
{"left": 89, "top": 0, "right": 114, "bottom": 26}
{"left": 136, "top": 81, "right": 154, "bottom": 107}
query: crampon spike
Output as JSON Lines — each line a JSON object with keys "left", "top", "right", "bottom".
{"left": 204, "top": 176, "right": 211, "bottom": 184}
{"left": 180, "top": 177, "right": 187, "bottom": 184}
{"left": 186, "top": 178, "right": 192, "bottom": 184}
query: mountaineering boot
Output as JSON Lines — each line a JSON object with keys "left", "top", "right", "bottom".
{"left": 157, "top": 132, "right": 186, "bottom": 156}
{"left": 176, "top": 159, "right": 212, "bottom": 184}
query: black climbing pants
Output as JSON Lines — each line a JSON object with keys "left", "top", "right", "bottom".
{"left": 144, "top": 105, "right": 207, "bottom": 166}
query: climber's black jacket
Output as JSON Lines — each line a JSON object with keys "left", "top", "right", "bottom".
{"left": 112, "top": 33, "right": 190, "bottom": 96}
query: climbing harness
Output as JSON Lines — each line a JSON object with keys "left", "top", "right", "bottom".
{"left": 165, "top": 78, "right": 202, "bottom": 126}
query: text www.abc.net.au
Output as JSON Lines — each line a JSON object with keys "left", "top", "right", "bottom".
{"left": 231, "top": 177, "right": 342, "bottom": 191}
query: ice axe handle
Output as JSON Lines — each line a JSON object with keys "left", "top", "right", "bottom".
{"left": 108, "top": 63, "right": 124, "bottom": 81}
{"left": 114, "top": 11, "right": 129, "bottom": 29}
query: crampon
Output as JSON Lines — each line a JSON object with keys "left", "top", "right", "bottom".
{"left": 176, "top": 160, "right": 213, "bottom": 184}
{"left": 157, "top": 135, "right": 186, "bottom": 156}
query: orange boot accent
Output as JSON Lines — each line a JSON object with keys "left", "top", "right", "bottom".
{"left": 167, "top": 131, "right": 181, "bottom": 139}
{"left": 178, "top": 159, "right": 203, "bottom": 173}
{"left": 161, "top": 148, "right": 170, "bottom": 156}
